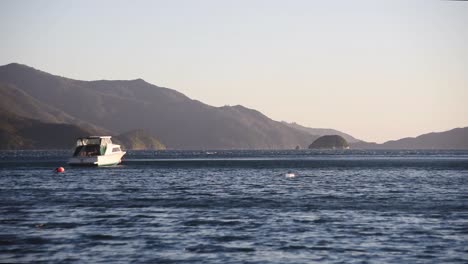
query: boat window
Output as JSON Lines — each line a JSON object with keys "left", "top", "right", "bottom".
{"left": 112, "top": 147, "right": 121, "bottom": 152}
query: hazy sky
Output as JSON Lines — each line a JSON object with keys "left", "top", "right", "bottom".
{"left": 1, "top": 0, "right": 467, "bottom": 143}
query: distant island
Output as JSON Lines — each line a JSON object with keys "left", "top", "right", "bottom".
{"left": 308, "top": 135, "right": 349, "bottom": 149}
{"left": 284, "top": 122, "right": 359, "bottom": 143}
{"left": 0, "top": 63, "right": 467, "bottom": 150}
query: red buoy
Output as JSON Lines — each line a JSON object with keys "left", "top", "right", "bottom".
{"left": 55, "top": 167, "right": 65, "bottom": 173}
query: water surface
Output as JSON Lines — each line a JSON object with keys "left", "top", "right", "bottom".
{"left": 1, "top": 150, "right": 467, "bottom": 263}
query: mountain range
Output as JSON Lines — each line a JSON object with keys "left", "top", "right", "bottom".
{"left": 0, "top": 63, "right": 466, "bottom": 150}
{"left": 0, "top": 63, "right": 319, "bottom": 149}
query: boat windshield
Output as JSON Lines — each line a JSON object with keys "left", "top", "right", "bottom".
{"left": 76, "top": 138, "right": 101, "bottom": 147}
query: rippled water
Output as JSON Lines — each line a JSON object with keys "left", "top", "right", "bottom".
{"left": 1, "top": 150, "right": 467, "bottom": 263}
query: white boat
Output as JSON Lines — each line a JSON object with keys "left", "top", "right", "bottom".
{"left": 68, "top": 136, "right": 126, "bottom": 166}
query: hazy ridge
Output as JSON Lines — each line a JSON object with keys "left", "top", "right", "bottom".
{"left": 351, "top": 128, "right": 468, "bottom": 150}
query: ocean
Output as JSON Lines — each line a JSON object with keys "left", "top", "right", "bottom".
{"left": 0, "top": 150, "right": 467, "bottom": 263}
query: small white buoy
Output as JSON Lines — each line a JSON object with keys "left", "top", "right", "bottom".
{"left": 285, "top": 172, "right": 296, "bottom": 178}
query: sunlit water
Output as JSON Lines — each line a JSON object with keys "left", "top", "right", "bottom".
{"left": 1, "top": 150, "right": 467, "bottom": 263}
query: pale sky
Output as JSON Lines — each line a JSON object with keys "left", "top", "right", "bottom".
{"left": 1, "top": 0, "right": 467, "bottom": 143}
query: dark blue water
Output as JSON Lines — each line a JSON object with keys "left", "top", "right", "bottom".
{"left": 1, "top": 150, "right": 467, "bottom": 263}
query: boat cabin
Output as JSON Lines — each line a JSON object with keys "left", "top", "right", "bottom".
{"left": 73, "top": 136, "right": 121, "bottom": 157}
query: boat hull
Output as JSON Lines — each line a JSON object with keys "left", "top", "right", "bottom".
{"left": 68, "top": 152, "right": 126, "bottom": 166}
